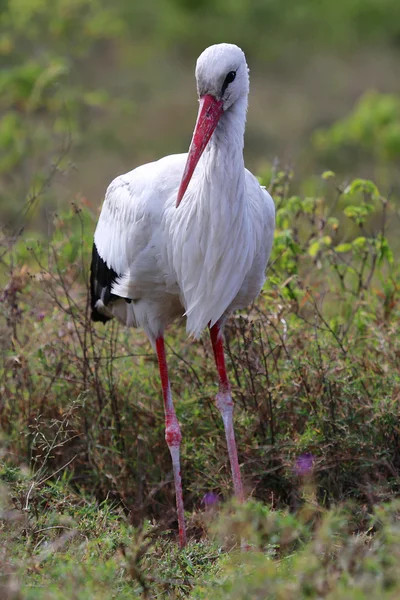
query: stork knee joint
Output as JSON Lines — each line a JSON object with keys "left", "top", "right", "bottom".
{"left": 215, "top": 390, "right": 234, "bottom": 416}
{"left": 165, "top": 414, "right": 182, "bottom": 448}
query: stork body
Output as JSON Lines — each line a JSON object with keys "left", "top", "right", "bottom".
{"left": 91, "top": 44, "right": 275, "bottom": 547}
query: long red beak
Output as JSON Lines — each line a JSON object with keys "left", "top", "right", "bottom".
{"left": 176, "top": 94, "right": 223, "bottom": 207}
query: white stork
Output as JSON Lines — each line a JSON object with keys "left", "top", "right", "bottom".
{"left": 90, "top": 43, "right": 275, "bottom": 547}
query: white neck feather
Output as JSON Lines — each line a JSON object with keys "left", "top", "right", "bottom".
{"left": 169, "top": 95, "right": 254, "bottom": 338}
{"left": 197, "top": 96, "right": 247, "bottom": 214}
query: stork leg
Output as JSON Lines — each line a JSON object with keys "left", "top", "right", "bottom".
{"left": 155, "top": 336, "right": 187, "bottom": 548}
{"left": 209, "top": 323, "right": 245, "bottom": 503}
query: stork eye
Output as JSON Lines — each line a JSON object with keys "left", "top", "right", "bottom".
{"left": 225, "top": 71, "right": 236, "bottom": 85}
{"left": 221, "top": 71, "right": 236, "bottom": 96}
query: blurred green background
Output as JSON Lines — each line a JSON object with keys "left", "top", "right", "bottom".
{"left": 1, "top": 0, "right": 400, "bottom": 230}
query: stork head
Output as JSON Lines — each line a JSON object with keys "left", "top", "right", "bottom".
{"left": 195, "top": 43, "right": 249, "bottom": 111}
{"left": 176, "top": 43, "right": 249, "bottom": 207}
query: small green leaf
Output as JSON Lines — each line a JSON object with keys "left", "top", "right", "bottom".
{"left": 308, "top": 241, "right": 320, "bottom": 257}
{"left": 335, "top": 243, "right": 352, "bottom": 253}
{"left": 376, "top": 236, "right": 394, "bottom": 265}
{"left": 344, "top": 204, "right": 374, "bottom": 224}
{"left": 353, "top": 236, "right": 367, "bottom": 248}
{"left": 344, "top": 179, "right": 379, "bottom": 199}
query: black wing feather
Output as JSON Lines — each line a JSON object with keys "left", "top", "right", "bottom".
{"left": 90, "top": 242, "right": 120, "bottom": 323}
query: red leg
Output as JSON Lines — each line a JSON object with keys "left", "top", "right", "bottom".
{"left": 209, "top": 323, "right": 244, "bottom": 503}
{"left": 156, "top": 336, "right": 187, "bottom": 548}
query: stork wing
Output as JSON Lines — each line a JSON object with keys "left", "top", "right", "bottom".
{"left": 90, "top": 171, "right": 158, "bottom": 320}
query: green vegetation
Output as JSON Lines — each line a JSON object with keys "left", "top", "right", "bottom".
{"left": 313, "top": 92, "right": 400, "bottom": 189}
{"left": 1, "top": 167, "right": 399, "bottom": 597}
{"left": 2, "top": 0, "right": 400, "bottom": 225}
{"left": 1, "top": 0, "right": 400, "bottom": 598}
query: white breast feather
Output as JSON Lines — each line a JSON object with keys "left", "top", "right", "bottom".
{"left": 93, "top": 152, "right": 275, "bottom": 341}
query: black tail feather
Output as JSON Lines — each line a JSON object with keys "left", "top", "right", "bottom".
{"left": 90, "top": 242, "right": 119, "bottom": 323}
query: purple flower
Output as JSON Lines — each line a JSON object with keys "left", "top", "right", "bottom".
{"left": 202, "top": 492, "right": 219, "bottom": 507}
{"left": 295, "top": 453, "right": 314, "bottom": 477}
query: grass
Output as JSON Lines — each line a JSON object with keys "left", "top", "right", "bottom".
{"left": 0, "top": 465, "right": 221, "bottom": 599}
{"left": 1, "top": 167, "right": 400, "bottom": 597}
{"left": 2, "top": 469, "right": 400, "bottom": 599}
